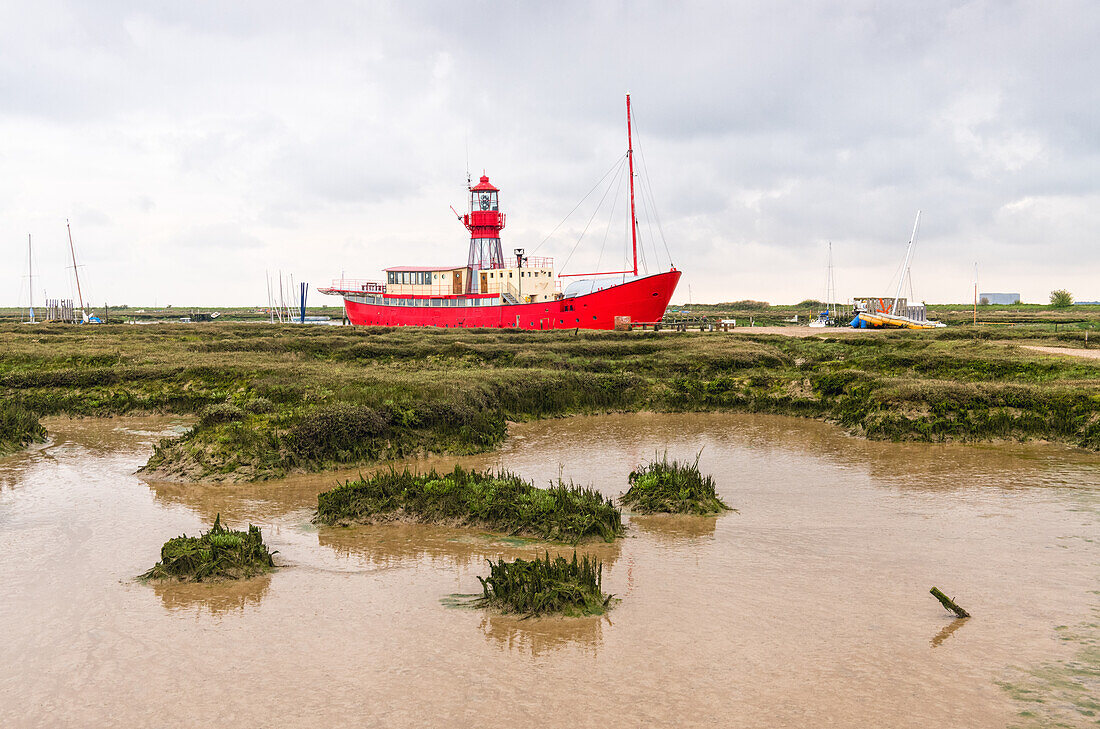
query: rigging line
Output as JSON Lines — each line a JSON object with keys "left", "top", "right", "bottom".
{"left": 634, "top": 175, "right": 652, "bottom": 275}
{"left": 559, "top": 155, "right": 629, "bottom": 274}
{"left": 633, "top": 175, "right": 655, "bottom": 274}
{"left": 595, "top": 156, "right": 629, "bottom": 274}
{"left": 638, "top": 151, "right": 671, "bottom": 269}
{"left": 632, "top": 163, "right": 659, "bottom": 273}
{"left": 531, "top": 152, "right": 628, "bottom": 255}
{"left": 883, "top": 247, "right": 908, "bottom": 303}
{"left": 634, "top": 156, "right": 665, "bottom": 275}
{"left": 631, "top": 109, "right": 674, "bottom": 267}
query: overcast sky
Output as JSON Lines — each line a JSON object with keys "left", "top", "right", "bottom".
{"left": 3, "top": 0, "right": 1098, "bottom": 307}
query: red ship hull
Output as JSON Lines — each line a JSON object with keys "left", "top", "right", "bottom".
{"left": 340, "top": 270, "right": 681, "bottom": 330}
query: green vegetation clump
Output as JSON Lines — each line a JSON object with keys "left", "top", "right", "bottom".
{"left": 197, "top": 402, "right": 245, "bottom": 426}
{"left": 1049, "top": 289, "right": 1074, "bottom": 308}
{"left": 141, "top": 514, "right": 276, "bottom": 582}
{"left": 315, "top": 466, "right": 623, "bottom": 543}
{"left": 622, "top": 453, "right": 732, "bottom": 514}
{"left": 0, "top": 400, "right": 46, "bottom": 455}
{"left": 476, "top": 551, "right": 613, "bottom": 617}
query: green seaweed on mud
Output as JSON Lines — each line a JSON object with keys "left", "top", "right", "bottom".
{"left": 141, "top": 514, "right": 276, "bottom": 582}
{"left": 474, "top": 551, "right": 614, "bottom": 617}
{"left": 621, "top": 452, "right": 732, "bottom": 514}
{"left": 997, "top": 604, "right": 1100, "bottom": 728}
{"left": 314, "top": 466, "right": 623, "bottom": 544}
{"left": 0, "top": 399, "right": 46, "bottom": 455}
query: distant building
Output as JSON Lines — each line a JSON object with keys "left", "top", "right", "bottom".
{"left": 979, "top": 293, "right": 1020, "bottom": 305}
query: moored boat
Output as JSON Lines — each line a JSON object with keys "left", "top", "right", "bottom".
{"left": 321, "top": 96, "right": 681, "bottom": 330}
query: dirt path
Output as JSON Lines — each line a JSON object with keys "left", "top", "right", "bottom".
{"left": 1021, "top": 345, "right": 1100, "bottom": 360}
{"left": 717, "top": 325, "right": 882, "bottom": 337}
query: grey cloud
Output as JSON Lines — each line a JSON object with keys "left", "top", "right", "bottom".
{"left": 1, "top": 0, "right": 1098, "bottom": 306}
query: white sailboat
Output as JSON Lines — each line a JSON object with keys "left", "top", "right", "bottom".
{"left": 853, "top": 212, "right": 945, "bottom": 329}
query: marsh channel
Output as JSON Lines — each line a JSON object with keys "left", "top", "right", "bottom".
{"left": 1, "top": 413, "right": 1097, "bottom": 728}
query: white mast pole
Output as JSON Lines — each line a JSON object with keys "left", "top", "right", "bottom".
{"left": 66, "top": 219, "right": 86, "bottom": 319}
{"left": 28, "top": 234, "right": 35, "bottom": 323}
{"left": 891, "top": 211, "right": 921, "bottom": 316}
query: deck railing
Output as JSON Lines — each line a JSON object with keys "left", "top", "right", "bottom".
{"left": 326, "top": 279, "right": 385, "bottom": 293}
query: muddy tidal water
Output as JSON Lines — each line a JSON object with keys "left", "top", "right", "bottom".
{"left": 2, "top": 414, "right": 1098, "bottom": 728}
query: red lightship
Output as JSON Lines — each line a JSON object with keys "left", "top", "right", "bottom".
{"left": 321, "top": 96, "right": 680, "bottom": 329}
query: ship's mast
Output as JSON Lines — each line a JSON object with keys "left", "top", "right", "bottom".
{"left": 66, "top": 219, "right": 86, "bottom": 318}
{"left": 891, "top": 211, "right": 920, "bottom": 316}
{"left": 27, "top": 234, "right": 36, "bottom": 323}
{"left": 627, "top": 94, "right": 639, "bottom": 277}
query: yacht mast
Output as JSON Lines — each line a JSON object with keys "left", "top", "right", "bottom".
{"left": 891, "top": 211, "right": 920, "bottom": 316}
{"left": 27, "top": 234, "right": 36, "bottom": 323}
{"left": 66, "top": 219, "right": 86, "bottom": 318}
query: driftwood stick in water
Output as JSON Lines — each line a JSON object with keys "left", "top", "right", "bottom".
{"left": 930, "top": 587, "right": 970, "bottom": 618}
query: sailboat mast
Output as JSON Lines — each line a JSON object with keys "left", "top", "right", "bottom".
{"left": 66, "top": 219, "right": 86, "bottom": 315}
{"left": 891, "top": 211, "right": 920, "bottom": 316}
{"left": 28, "top": 234, "right": 35, "bottom": 323}
{"left": 626, "top": 94, "right": 638, "bottom": 278}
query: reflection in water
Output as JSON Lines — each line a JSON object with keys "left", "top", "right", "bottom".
{"left": 930, "top": 617, "right": 969, "bottom": 648}
{"left": 316, "top": 522, "right": 624, "bottom": 571}
{"left": 629, "top": 513, "right": 721, "bottom": 541}
{"left": 144, "top": 478, "right": 320, "bottom": 524}
{"left": 479, "top": 611, "right": 606, "bottom": 656}
{"left": 153, "top": 574, "right": 273, "bottom": 615}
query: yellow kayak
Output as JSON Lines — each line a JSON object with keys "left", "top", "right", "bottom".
{"left": 856, "top": 311, "right": 945, "bottom": 329}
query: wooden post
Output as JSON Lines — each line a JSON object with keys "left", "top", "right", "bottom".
{"left": 930, "top": 587, "right": 970, "bottom": 618}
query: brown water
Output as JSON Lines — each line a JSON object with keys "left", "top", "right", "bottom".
{"left": 1, "top": 414, "right": 1097, "bottom": 728}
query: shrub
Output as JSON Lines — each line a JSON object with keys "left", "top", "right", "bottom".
{"left": 198, "top": 402, "right": 245, "bottom": 426}
{"left": 286, "top": 403, "right": 390, "bottom": 460}
{"left": 243, "top": 397, "right": 274, "bottom": 414}
{"left": 1050, "top": 289, "right": 1074, "bottom": 308}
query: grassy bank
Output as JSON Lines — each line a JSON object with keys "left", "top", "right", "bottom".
{"left": 141, "top": 515, "right": 276, "bottom": 582}
{"left": 315, "top": 467, "right": 623, "bottom": 544}
{"left": 622, "top": 453, "right": 732, "bottom": 514}
{"left": 474, "top": 551, "right": 613, "bottom": 617}
{"left": 1, "top": 322, "right": 1098, "bottom": 479}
